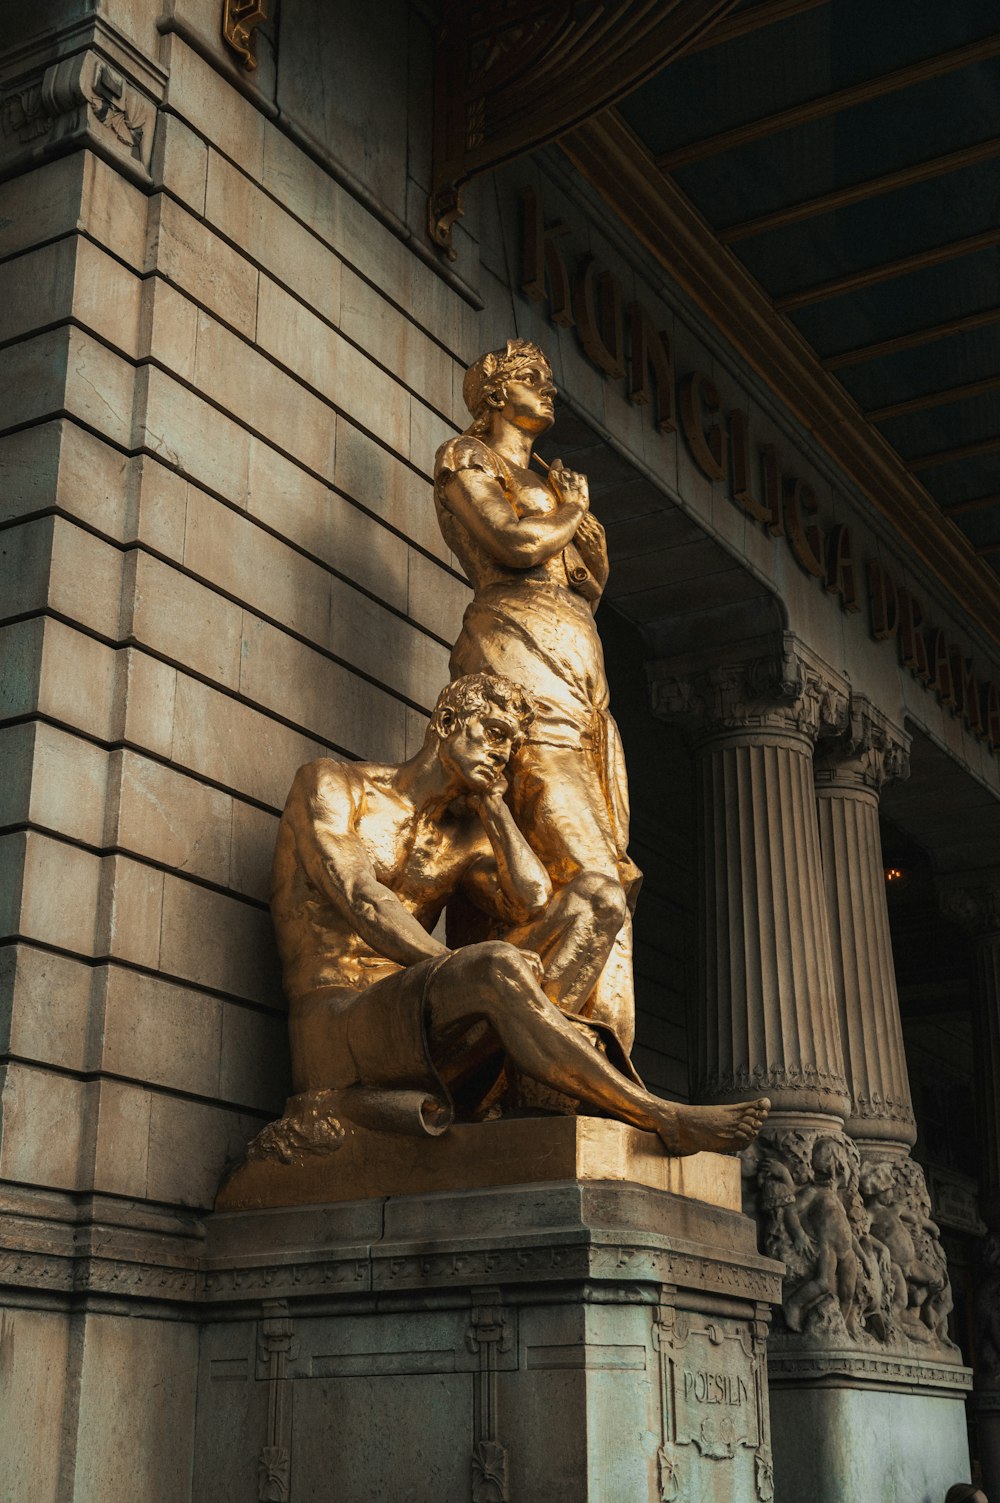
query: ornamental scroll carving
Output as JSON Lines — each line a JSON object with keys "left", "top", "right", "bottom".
{"left": 745, "top": 1129, "right": 958, "bottom": 1357}
{"left": 428, "top": 0, "right": 741, "bottom": 256}
{"left": 0, "top": 51, "right": 154, "bottom": 182}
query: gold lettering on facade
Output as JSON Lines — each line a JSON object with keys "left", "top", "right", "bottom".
{"left": 783, "top": 477, "right": 825, "bottom": 578}
{"left": 627, "top": 302, "right": 675, "bottom": 432}
{"left": 519, "top": 187, "right": 574, "bottom": 327}
{"left": 573, "top": 257, "right": 625, "bottom": 378}
{"left": 679, "top": 371, "right": 727, "bottom": 482}
{"left": 728, "top": 409, "right": 769, "bottom": 524}
{"left": 824, "top": 524, "right": 860, "bottom": 612}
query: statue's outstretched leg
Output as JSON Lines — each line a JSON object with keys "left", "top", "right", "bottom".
{"left": 429, "top": 941, "right": 769, "bottom": 1156}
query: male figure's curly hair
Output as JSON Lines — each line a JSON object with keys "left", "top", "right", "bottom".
{"left": 430, "top": 673, "right": 534, "bottom": 746}
{"left": 461, "top": 338, "right": 552, "bottom": 437}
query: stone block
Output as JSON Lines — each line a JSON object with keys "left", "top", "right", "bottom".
{"left": 0, "top": 1308, "right": 70, "bottom": 1503}
{"left": 18, "top": 831, "right": 102, "bottom": 957}
{"left": 110, "top": 749, "right": 234, "bottom": 890}
{"left": 182, "top": 482, "right": 331, "bottom": 647}
{"left": 333, "top": 419, "right": 451, "bottom": 562}
{"left": 96, "top": 852, "right": 165, "bottom": 970}
{"left": 99, "top": 964, "right": 222, "bottom": 1100}
{"left": 39, "top": 617, "right": 119, "bottom": 739}
{"left": 64, "top": 327, "right": 136, "bottom": 449}
{"left": 0, "top": 619, "right": 44, "bottom": 723}
{"left": 0, "top": 943, "right": 94, "bottom": 1074}
{"left": 150, "top": 110, "right": 209, "bottom": 215}
{"left": 126, "top": 452, "right": 189, "bottom": 558}
{"left": 0, "top": 422, "right": 62, "bottom": 526}
{"left": 146, "top": 193, "right": 259, "bottom": 339}
{"left": 135, "top": 365, "right": 252, "bottom": 505}
{"left": 164, "top": 33, "right": 266, "bottom": 181}
{"left": 0, "top": 327, "right": 69, "bottom": 432}
{"left": 205, "top": 150, "right": 340, "bottom": 325}
{"left": 327, "top": 582, "right": 451, "bottom": 712}
{"left": 0, "top": 152, "right": 84, "bottom": 261}
{"left": 50, "top": 516, "right": 127, "bottom": 638}
{"left": 0, "top": 236, "right": 76, "bottom": 348}
{"left": 80, "top": 152, "right": 149, "bottom": 272}
{"left": 409, "top": 393, "right": 457, "bottom": 481}
{"left": 0, "top": 514, "right": 53, "bottom": 619}
{"left": 91, "top": 1076, "right": 152, "bottom": 1198}
{"left": 125, "top": 552, "right": 244, "bottom": 690}
{"left": 145, "top": 1091, "right": 264, "bottom": 1208}
{"left": 338, "top": 264, "right": 458, "bottom": 418}
{"left": 168, "top": 667, "right": 325, "bottom": 809}
{"left": 25, "top": 721, "right": 110, "bottom": 847}
{"left": 141, "top": 275, "right": 199, "bottom": 385}
{"left": 228, "top": 799, "right": 278, "bottom": 903}
{"left": 219, "top": 1000, "right": 288, "bottom": 1114}
{"left": 157, "top": 869, "right": 279, "bottom": 1004}
{"left": 74, "top": 234, "right": 145, "bottom": 357}
{"left": 0, "top": 1061, "right": 90, "bottom": 1190}
{"left": 407, "top": 547, "right": 470, "bottom": 645}
{"left": 73, "top": 1311, "right": 198, "bottom": 1503}
{"left": 114, "top": 646, "right": 178, "bottom": 759}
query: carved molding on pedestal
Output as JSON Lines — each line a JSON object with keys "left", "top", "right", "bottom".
{"left": 428, "top": 0, "right": 741, "bottom": 257}
{"left": 0, "top": 48, "right": 156, "bottom": 185}
{"left": 648, "top": 633, "right": 850, "bottom": 749}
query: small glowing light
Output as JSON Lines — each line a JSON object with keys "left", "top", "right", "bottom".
{"left": 885, "top": 867, "right": 905, "bottom": 883}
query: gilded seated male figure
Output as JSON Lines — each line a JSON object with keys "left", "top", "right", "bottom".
{"left": 269, "top": 672, "right": 768, "bottom": 1156}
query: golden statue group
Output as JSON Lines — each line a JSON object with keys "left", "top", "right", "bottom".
{"left": 250, "top": 340, "right": 769, "bottom": 1182}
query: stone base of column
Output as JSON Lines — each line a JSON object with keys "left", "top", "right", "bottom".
{"left": 195, "top": 1177, "right": 783, "bottom": 1503}
{"left": 770, "top": 1352, "right": 972, "bottom": 1502}
{"left": 972, "top": 1379, "right": 1000, "bottom": 1502}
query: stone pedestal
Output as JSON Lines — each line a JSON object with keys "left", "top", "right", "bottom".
{"left": 193, "top": 1129, "right": 782, "bottom": 1503}
{"left": 769, "top": 1359, "right": 972, "bottom": 1503}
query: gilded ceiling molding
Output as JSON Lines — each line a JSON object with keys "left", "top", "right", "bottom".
{"left": 428, "top": 0, "right": 741, "bottom": 258}
{"left": 560, "top": 109, "right": 1000, "bottom": 653}
{"left": 222, "top": 0, "right": 268, "bottom": 70}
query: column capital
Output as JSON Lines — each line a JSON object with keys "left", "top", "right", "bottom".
{"left": 938, "top": 870, "right": 1000, "bottom": 938}
{"left": 814, "top": 696, "right": 910, "bottom": 794}
{"left": 648, "top": 633, "right": 850, "bottom": 748}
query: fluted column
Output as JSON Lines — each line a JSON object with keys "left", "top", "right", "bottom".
{"left": 651, "top": 635, "right": 851, "bottom": 1124}
{"left": 814, "top": 701, "right": 916, "bottom": 1149}
{"left": 938, "top": 874, "right": 1000, "bottom": 1497}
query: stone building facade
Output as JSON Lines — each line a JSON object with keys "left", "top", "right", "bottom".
{"left": 2, "top": 3, "right": 999, "bottom": 1499}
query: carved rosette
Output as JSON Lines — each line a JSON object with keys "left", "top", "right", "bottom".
{"left": 0, "top": 50, "right": 156, "bottom": 184}
{"left": 814, "top": 699, "right": 916, "bottom": 1145}
{"left": 651, "top": 636, "right": 852, "bottom": 1118}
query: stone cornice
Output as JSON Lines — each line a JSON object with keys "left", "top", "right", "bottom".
{"left": 559, "top": 110, "right": 1000, "bottom": 654}
{"left": 648, "top": 632, "right": 850, "bottom": 746}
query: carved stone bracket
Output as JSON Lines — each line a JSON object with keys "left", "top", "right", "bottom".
{"left": 428, "top": 0, "right": 741, "bottom": 257}
{"left": 0, "top": 49, "right": 155, "bottom": 184}
{"left": 814, "top": 695, "right": 910, "bottom": 793}
{"left": 222, "top": 1, "right": 269, "bottom": 71}
{"left": 467, "top": 1291, "right": 512, "bottom": 1502}
{"left": 648, "top": 633, "right": 850, "bottom": 748}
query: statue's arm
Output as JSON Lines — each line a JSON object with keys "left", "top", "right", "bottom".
{"left": 290, "top": 767, "right": 447, "bottom": 967}
{"left": 462, "top": 787, "right": 552, "bottom": 923}
{"left": 573, "top": 512, "right": 610, "bottom": 594}
{"left": 441, "top": 468, "right": 585, "bottom": 569}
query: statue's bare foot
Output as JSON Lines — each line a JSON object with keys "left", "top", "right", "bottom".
{"left": 656, "top": 1097, "right": 770, "bottom": 1156}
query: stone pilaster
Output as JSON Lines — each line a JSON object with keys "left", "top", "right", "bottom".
{"left": 650, "top": 634, "right": 851, "bottom": 1122}
{"left": 813, "top": 699, "right": 916, "bottom": 1149}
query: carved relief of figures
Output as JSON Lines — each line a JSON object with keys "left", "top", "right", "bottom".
{"left": 748, "top": 1130, "right": 957, "bottom": 1355}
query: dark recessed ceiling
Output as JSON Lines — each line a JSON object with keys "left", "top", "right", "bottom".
{"left": 617, "top": 0, "right": 1000, "bottom": 574}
